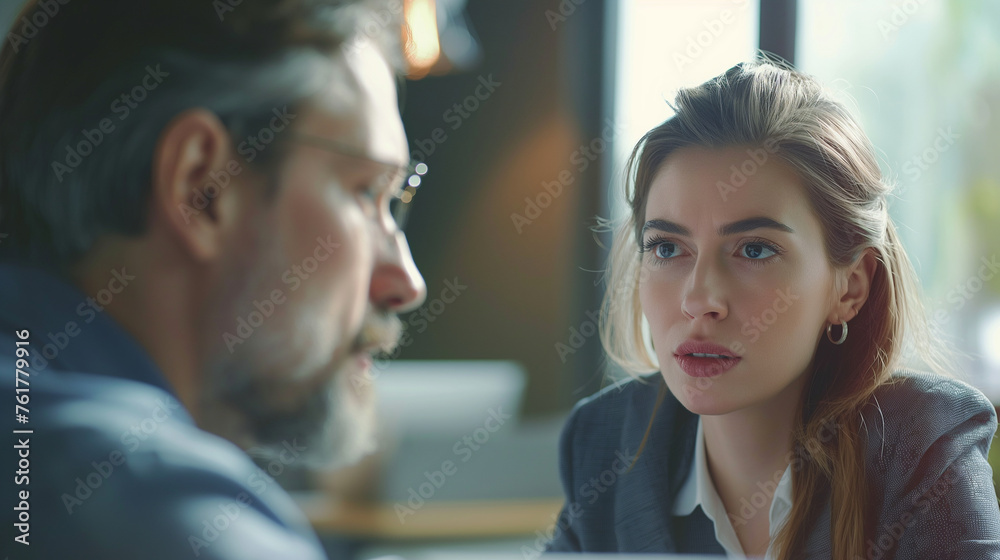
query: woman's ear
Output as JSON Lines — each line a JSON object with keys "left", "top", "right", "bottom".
{"left": 829, "top": 248, "right": 878, "bottom": 323}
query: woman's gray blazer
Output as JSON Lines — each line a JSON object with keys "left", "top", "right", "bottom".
{"left": 546, "top": 370, "right": 1000, "bottom": 558}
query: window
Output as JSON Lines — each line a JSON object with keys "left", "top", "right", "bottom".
{"left": 612, "top": 0, "right": 760, "bottom": 219}
{"left": 799, "top": 0, "right": 1000, "bottom": 393}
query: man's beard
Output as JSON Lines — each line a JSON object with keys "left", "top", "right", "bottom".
{"left": 199, "top": 233, "right": 403, "bottom": 470}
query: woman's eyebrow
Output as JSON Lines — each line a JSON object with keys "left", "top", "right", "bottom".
{"left": 641, "top": 216, "right": 796, "bottom": 236}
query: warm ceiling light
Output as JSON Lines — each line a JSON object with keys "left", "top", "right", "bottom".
{"left": 403, "top": 0, "right": 441, "bottom": 79}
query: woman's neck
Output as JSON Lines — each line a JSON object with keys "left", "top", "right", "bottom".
{"left": 700, "top": 372, "right": 811, "bottom": 546}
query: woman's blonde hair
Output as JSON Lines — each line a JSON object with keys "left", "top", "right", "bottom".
{"left": 600, "top": 59, "right": 952, "bottom": 559}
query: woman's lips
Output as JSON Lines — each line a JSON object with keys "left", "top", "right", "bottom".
{"left": 674, "top": 353, "right": 741, "bottom": 377}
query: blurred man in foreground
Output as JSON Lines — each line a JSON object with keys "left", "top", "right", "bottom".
{"left": 1, "top": 0, "right": 425, "bottom": 557}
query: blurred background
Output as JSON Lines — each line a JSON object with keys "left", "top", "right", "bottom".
{"left": 4, "top": 0, "right": 997, "bottom": 558}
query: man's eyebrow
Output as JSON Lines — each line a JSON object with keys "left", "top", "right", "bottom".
{"left": 641, "top": 217, "right": 795, "bottom": 236}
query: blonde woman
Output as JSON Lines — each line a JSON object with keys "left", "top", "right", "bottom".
{"left": 546, "top": 60, "right": 1000, "bottom": 559}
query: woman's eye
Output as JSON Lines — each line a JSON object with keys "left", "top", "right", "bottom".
{"left": 642, "top": 239, "right": 778, "bottom": 262}
{"left": 653, "top": 242, "right": 679, "bottom": 259}
{"left": 741, "top": 243, "right": 776, "bottom": 259}
{"left": 643, "top": 239, "right": 678, "bottom": 260}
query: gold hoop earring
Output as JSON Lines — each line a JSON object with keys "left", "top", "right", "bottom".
{"left": 826, "top": 320, "right": 848, "bottom": 345}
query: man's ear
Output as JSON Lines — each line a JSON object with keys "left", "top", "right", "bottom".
{"left": 150, "top": 109, "right": 245, "bottom": 263}
{"left": 829, "top": 248, "right": 879, "bottom": 324}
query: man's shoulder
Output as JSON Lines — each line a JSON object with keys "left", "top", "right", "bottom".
{"left": 5, "top": 366, "right": 325, "bottom": 559}
{"left": 15, "top": 367, "right": 272, "bottom": 501}
{"left": 15, "top": 366, "right": 203, "bottom": 461}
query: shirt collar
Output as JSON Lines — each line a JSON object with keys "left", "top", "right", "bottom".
{"left": 672, "top": 416, "right": 794, "bottom": 554}
{"left": 0, "top": 262, "right": 179, "bottom": 399}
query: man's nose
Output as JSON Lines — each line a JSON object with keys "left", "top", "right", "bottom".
{"left": 370, "top": 229, "right": 426, "bottom": 313}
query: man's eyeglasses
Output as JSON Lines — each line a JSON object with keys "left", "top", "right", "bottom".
{"left": 289, "top": 133, "right": 427, "bottom": 230}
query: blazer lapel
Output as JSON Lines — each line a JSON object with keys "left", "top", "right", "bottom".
{"left": 612, "top": 378, "right": 700, "bottom": 552}
{"left": 609, "top": 375, "right": 834, "bottom": 557}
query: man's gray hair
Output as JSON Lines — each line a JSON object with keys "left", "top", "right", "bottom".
{"left": 0, "top": 0, "right": 402, "bottom": 272}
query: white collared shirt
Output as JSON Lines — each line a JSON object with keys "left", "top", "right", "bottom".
{"left": 672, "top": 417, "right": 793, "bottom": 559}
